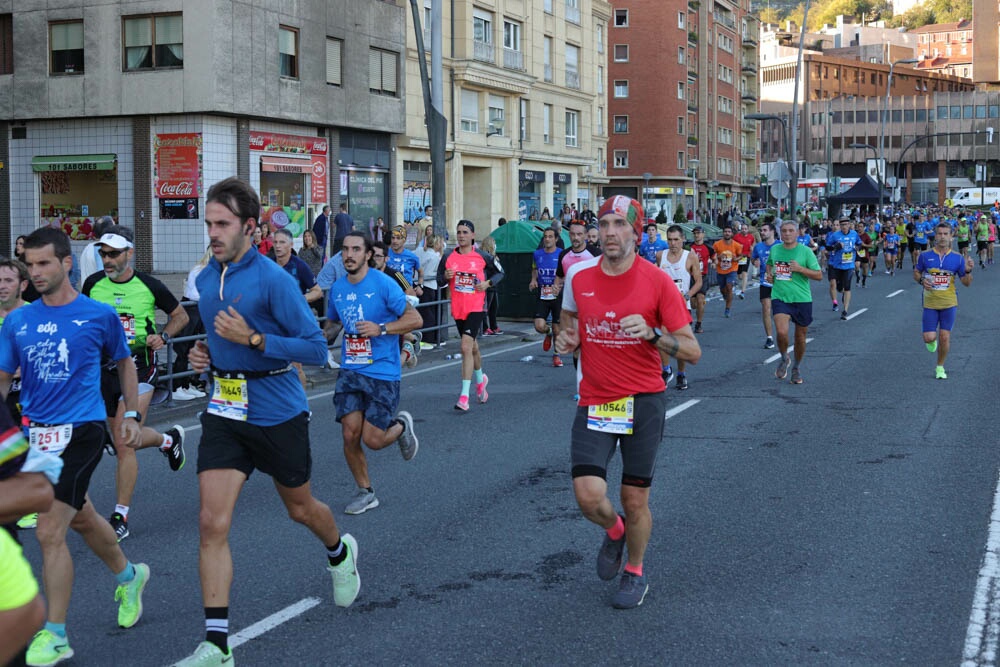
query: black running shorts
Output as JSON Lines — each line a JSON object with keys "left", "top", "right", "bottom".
{"left": 45, "top": 421, "right": 107, "bottom": 510}
{"left": 197, "top": 411, "right": 312, "bottom": 488}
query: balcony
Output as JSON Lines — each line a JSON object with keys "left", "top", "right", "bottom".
{"left": 741, "top": 91, "right": 757, "bottom": 102}
{"left": 741, "top": 118, "right": 756, "bottom": 130}
{"left": 742, "top": 174, "right": 760, "bottom": 185}
{"left": 742, "top": 34, "right": 758, "bottom": 47}
{"left": 566, "top": 70, "right": 580, "bottom": 89}
{"left": 503, "top": 48, "right": 524, "bottom": 71}
{"left": 473, "top": 40, "right": 494, "bottom": 64}
{"left": 688, "top": 0, "right": 700, "bottom": 8}
{"left": 715, "top": 14, "right": 736, "bottom": 30}
{"left": 688, "top": 31, "right": 698, "bottom": 44}
{"left": 741, "top": 62, "right": 757, "bottom": 73}
{"left": 741, "top": 147, "right": 755, "bottom": 158}
{"left": 687, "top": 135, "right": 699, "bottom": 145}
{"left": 687, "top": 102, "right": 699, "bottom": 112}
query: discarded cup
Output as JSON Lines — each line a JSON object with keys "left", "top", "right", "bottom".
{"left": 519, "top": 355, "right": 534, "bottom": 362}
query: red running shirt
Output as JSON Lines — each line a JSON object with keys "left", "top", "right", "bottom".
{"left": 563, "top": 257, "right": 692, "bottom": 405}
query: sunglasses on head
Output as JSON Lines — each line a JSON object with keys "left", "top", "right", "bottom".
{"left": 98, "top": 249, "right": 126, "bottom": 259}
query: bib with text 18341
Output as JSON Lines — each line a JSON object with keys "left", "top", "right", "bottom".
{"left": 454, "top": 271, "right": 477, "bottom": 294}
{"left": 587, "top": 396, "right": 635, "bottom": 435}
{"left": 208, "top": 376, "right": 248, "bottom": 421}
{"left": 345, "top": 334, "right": 374, "bottom": 364}
{"left": 29, "top": 423, "right": 72, "bottom": 456}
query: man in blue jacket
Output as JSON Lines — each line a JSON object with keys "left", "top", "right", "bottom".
{"left": 174, "top": 177, "right": 360, "bottom": 667}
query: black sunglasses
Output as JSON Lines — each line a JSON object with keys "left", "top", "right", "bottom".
{"left": 98, "top": 249, "right": 127, "bottom": 259}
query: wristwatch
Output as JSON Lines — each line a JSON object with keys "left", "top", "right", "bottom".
{"left": 379, "top": 323, "right": 388, "bottom": 336}
{"left": 648, "top": 328, "right": 663, "bottom": 345}
{"left": 123, "top": 410, "right": 142, "bottom": 422}
{"left": 248, "top": 331, "right": 263, "bottom": 349}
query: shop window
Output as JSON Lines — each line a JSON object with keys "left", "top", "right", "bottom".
{"left": 50, "top": 20, "right": 84, "bottom": 74}
{"left": 35, "top": 154, "right": 118, "bottom": 240}
{"left": 0, "top": 14, "right": 11, "bottom": 75}
{"left": 369, "top": 48, "right": 398, "bottom": 96}
{"left": 123, "top": 14, "right": 183, "bottom": 70}
{"left": 326, "top": 38, "right": 342, "bottom": 85}
{"left": 279, "top": 25, "right": 298, "bottom": 79}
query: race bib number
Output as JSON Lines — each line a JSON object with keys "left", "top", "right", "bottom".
{"left": 930, "top": 273, "right": 951, "bottom": 290}
{"left": 774, "top": 262, "right": 792, "bottom": 281}
{"left": 738, "top": 257, "right": 749, "bottom": 267}
{"left": 345, "top": 334, "right": 374, "bottom": 364}
{"left": 587, "top": 396, "right": 635, "bottom": 435}
{"left": 455, "top": 272, "right": 477, "bottom": 294}
{"left": 30, "top": 423, "right": 72, "bottom": 456}
{"left": 857, "top": 248, "right": 866, "bottom": 258}
{"left": 841, "top": 251, "right": 853, "bottom": 263}
{"left": 119, "top": 313, "right": 136, "bottom": 343}
{"left": 208, "top": 376, "right": 248, "bottom": 421}
{"left": 540, "top": 284, "right": 556, "bottom": 300}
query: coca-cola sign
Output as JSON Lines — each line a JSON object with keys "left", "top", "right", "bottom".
{"left": 155, "top": 133, "right": 202, "bottom": 203}
{"left": 249, "top": 131, "right": 327, "bottom": 155}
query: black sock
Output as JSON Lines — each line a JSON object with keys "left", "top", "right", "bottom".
{"left": 205, "top": 607, "right": 229, "bottom": 654}
{"left": 327, "top": 538, "right": 347, "bottom": 566}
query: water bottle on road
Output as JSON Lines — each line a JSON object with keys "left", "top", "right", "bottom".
{"left": 520, "top": 356, "right": 534, "bottom": 363}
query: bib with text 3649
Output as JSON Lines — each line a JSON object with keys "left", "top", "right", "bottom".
{"left": 208, "top": 376, "right": 248, "bottom": 421}
{"left": 587, "top": 396, "right": 635, "bottom": 435}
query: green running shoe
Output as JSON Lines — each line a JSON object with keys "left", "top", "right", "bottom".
{"left": 171, "top": 641, "right": 234, "bottom": 666}
{"left": 935, "top": 365, "right": 947, "bottom": 380}
{"left": 328, "top": 533, "right": 360, "bottom": 607}
{"left": 26, "top": 629, "right": 73, "bottom": 666}
{"left": 17, "top": 513, "right": 37, "bottom": 529}
{"left": 115, "top": 562, "right": 150, "bottom": 628}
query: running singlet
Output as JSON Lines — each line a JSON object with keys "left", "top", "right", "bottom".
{"left": 533, "top": 247, "right": 561, "bottom": 300}
{"left": 0, "top": 295, "right": 128, "bottom": 425}
{"left": 825, "top": 231, "right": 860, "bottom": 269}
{"left": 443, "top": 248, "right": 502, "bottom": 320}
{"left": 563, "top": 257, "right": 691, "bottom": 405}
{"left": 327, "top": 269, "right": 407, "bottom": 381}
{"left": 976, "top": 222, "right": 990, "bottom": 241}
{"left": 916, "top": 250, "right": 966, "bottom": 310}
{"left": 956, "top": 225, "right": 970, "bottom": 243}
{"left": 752, "top": 241, "right": 779, "bottom": 287}
{"left": 82, "top": 271, "right": 179, "bottom": 367}
{"left": 712, "top": 239, "right": 742, "bottom": 274}
{"left": 557, "top": 247, "right": 596, "bottom": 279}
{"left": 658, "top": 250, "right": 692, "bottom": 307}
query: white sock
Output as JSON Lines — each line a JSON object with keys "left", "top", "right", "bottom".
{"left": 115, "top": 504, "right": 130, "bottom": 518}
{"left": 161, "top": 434, "right": 173, "bottom": 450}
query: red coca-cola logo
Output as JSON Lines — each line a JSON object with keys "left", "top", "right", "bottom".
{"left": 249, "top": 134, "right": 266, "bottom": 148}
{"left": 159, "top": 181, "right": 194, "bottom": 197}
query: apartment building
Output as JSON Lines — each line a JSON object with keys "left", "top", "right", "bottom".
{"left": 0, "top": 0, "right": 405, "bottom": 271}
{"left": 972, "top": 2, "right": 999, "bottom": 88}
{"left": 912, "top": 19, "right": 973, "bottom": 79}
{"left": 605, "top": 0, "right": 759, "bottom": 218}
{"left": 399, "top": 0, "right": 611, "bottom": 237}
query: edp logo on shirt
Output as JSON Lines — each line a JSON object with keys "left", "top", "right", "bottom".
{"left": 36, "top": 322, "right": 58, "bottom": 335}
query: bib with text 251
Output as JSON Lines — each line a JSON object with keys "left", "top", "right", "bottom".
{"left": 587, "top": 396, "right": 635, "bottom": 435}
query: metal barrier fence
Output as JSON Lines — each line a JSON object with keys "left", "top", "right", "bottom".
{"left": 157, "top": 292, "right": 453, "bottom": 407}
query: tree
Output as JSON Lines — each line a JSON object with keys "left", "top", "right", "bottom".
{"left": 656, "top": 207, "right": 668, "bottom": 226}
{"left": 758, "top": 6, "right": 782, "bottom": 25}
{"left": 673, "top": 203, "right": 687, "bottom": 225}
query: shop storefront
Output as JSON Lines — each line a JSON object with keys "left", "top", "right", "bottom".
{"left": 34, "top": 154, "right": 119, "bottom": 240}
{"left": 552, "top": 172, "right": 572, "bottom": 217}
{"left": 340, "top": 169, "right": 388, "bottom": 233}
{"left": 643, "top": 187, "right": 676, "bottom": 222}
{"left": 518, "top": 169, "right": 544, "bottom": 221}
{"left": 250, "top": 130, "right": 328, "bottom": 237}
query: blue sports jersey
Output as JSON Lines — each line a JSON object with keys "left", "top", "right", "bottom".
{"left": 914, "top": 221, "right": 930, "bottom": 244}
{"left": 884, "top": 233, "right": 900, "bottom": 251}
{"left": 532, "top": 247, "right": 561, "bottom": 287}
{"left": 797, "top": 234, "right": 812, "bottom": 247}
{"left": 639, "top": 237, "right": 667, "bottom": 263}
{"left": 280, "top": 254, "right": 317, "bottom": 294}
{"left": 327, "top": 269, "right": 407, "bottom": 382}
{"left": 197, "top": 249, "right": 327, "bottom": 426}
{"left": 0, "top": 295, "right": 129, "bottom": 424}
{"left": 387, "top": 248, "right": 421, "bottom": 284}
{"left": 752, "top": 240, "right": 779, "bottom": 287}
{"left": 826, "top": 230, "right": 861, "bottom": 269}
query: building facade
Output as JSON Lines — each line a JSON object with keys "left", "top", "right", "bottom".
{"left": 972, "top": 2, "right": 999, "bottom": 88}
{"left": 399, "top": 0, "right": 611, "bottom": 239}
{"left": 0, "top": 0, "right": 406, "bottom": 271}
{"left": 605, "top": 0, "right": 759, "bottom": 219}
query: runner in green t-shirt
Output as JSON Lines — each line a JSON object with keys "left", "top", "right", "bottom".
{"left": 766, "top": 220, "right": 823, "bottom": 385}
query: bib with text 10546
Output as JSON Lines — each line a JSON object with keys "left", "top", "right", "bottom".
{"left": 587, "top": 396, "right": 635, "bottom": 435}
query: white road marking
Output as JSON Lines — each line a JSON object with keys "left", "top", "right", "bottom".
{"left": 665, "top": 399, "right": 699, "bottom": 420}
{"left": 845, "top": 308, "right": 868, "bottom": 320}
{"left": 962, "top": 469, "right": 1000, "bottom": 666}
{"left": 229, "top": 597, "right": 322, "bottom": 649}
{"left": 764, "top": 339, "right": 813, "bottom": 364}
{"left": 887, "top": 290, "right": 904, "bottom": 298}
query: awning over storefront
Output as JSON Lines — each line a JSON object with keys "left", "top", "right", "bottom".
{"left": 31, "top": 154, "right": 116, "bottom": 172}
{"left": 260, "top": 155, "right": 311, "bottom": 173}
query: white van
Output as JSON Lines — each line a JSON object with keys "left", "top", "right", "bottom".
{"left": 950, "top": 188, "right": 1000, "bottom": 206}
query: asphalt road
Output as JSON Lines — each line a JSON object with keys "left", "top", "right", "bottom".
{"left": 16, "top": 257, "right": 1000, "bottom": 666}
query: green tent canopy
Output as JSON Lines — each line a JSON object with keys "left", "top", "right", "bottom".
{"left": 489, "top": 220, "right": 570, "bottom": 253}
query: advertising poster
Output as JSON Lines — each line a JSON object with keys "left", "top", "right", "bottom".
{"left": 155, "top": 133, "right": 202, "bottom": 202}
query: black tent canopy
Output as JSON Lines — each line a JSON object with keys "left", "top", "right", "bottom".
{"left": 827, "top": 174, "right": 892, "bottom": 219}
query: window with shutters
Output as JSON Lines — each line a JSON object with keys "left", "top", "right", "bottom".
{"left": 122, "top": 13, "right": 183, "bottom": 70}
{"left": 369, "top": 48, "right": 398, "bottom": 96}
{"left": 0, "top": 15, "right": 11, "bottom": 75}
{"left": 279, "top": 25, "right": 298, "bottom": 78}
{"left": 326, "top": 37, "right": 342, "bottom": 85}
{"left": 50, "top": 20, "right": 84, "bottom": 74}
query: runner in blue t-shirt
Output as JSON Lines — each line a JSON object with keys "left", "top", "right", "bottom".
{"left": 0, "top": 227, "right": 150, "bottom": 665}
{"left": 825, "top": 218, "right": 861, "bottom": 319}
{"left": 751, "top": 222, "right": 780, "bottom": 349}
{"left": 387, "top": 226, "right": 424, "bottom": 296}
{"left": 638, "top": 224, "right": 667, "bottom": 263}
{"left": 530, "top": 228, "right": 565, "bottom": 366}
{"left": 178, "top": 177, "right": 362, "bottom": 666}
{"left": 327, "top": 231, "right": 423, "bottom": 516}
{"left": 882, "top": 230, "right": 900, "bottom": 276}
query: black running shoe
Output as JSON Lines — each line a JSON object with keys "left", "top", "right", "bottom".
{"left": 162, "top": 425, "right": 186, "bottom": 472}
{"left": 109, "top": 512, "right": 129, "bottom": 542}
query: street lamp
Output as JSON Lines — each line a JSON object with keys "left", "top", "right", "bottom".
{"left": 689, "top": 158, "right": 700, "bottom": 221}
{"left": 746, "top": 112, "right": 794, "bottom": 216}
{"left": 879, "top": 58, "right": 918, "bottom": 217}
